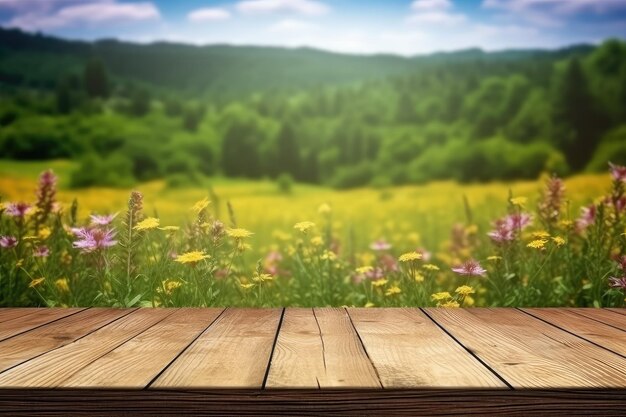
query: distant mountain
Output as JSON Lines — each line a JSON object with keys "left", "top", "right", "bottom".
{"left": 0, "top": 27, "right": 595, "bottom": 99}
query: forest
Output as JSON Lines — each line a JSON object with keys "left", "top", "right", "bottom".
{"left": 1, "top": 27, "right": 626, "bottom": 189}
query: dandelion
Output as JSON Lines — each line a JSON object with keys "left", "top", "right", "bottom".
{"left": 372, "top": 278, "right": 388, "bottom": 287}
{"left": 90, "top": 213, "right": 119, "bottom": 226}
{"left": 551, "top": 236, "right": 566, "bottom": 247}
{"left": 318, "top": 203, "right": 332, "bottom": 215}
{"left": 455, "top": 285, "right": 475, "bottom": 296}
{"left": 252, "top": 272, "right": 273, "bottom": 283}
{"left": 452, "top": 260, "right": 487, "bottom": 277}
{"left": 191, "top": 197, "right": 210, "bottom": 215}
{"left": 55, "top": 278, "right": 70, "bottom": 293}
{"left": 510, "top": 196, "right": 527, "bottom": 207}
{"left": 369, "top": 239, "right": 392, "bottom": 251}
{"left": 33, "top": 246, "right": 50, "bottom": 257}
{"left": 385, "top": 285, "right": 401, "bottom": 296}
{"left": 72, "top": 228, "right": 117, "bottom": 253}
{"left": 0, "top": 236, "right": 18, "bottom": 249}
{"left": 163, "top": 279, "right": 183, "bottom": 295}
{"left": 239, "top": 283, "right": 255, "bottom": 290}
{"left": 532, "top": 231, "right": 550, "bottom": 239}
{"left": 320, "top": 250, "right": 337, "bottom": 261}
{"left": 29, "top": 277, "right": 45, "bottom": 288}
{"left": 175, "top": 251, "right": 209, "bottom": 266}
{"left": 441, "top": 300, "right": 460, "bottom": 308}
{"left": 609, "top": 162, "right": 626, "bottom": 182}
{"left": 38, "top": 227, "right": 51, "bottom": 240}
{"left": 431, "top": 292, "right": 452, "bottom": 301}
{"left": 356, "top": 266, "right": 373, "bottom": 274}
{"left": 134, "top": 217, "right": 159, "bottom": 231}
{"left": 422, "top": 263, "right": 439, "bottom": 271}
{"left": 294, "top": 221, "right": 315, "bottom": 233}
{"left": 227, "top": 228, "right": 254, "bottom": 239}
{"left": 398, "top": 251, "right": 422, "bottom": 262}
{"left": 527, "top": 239, "right": 547, "bottom": 250}
{"left": 5, "top": 202, "right": 31, "bottom": 218}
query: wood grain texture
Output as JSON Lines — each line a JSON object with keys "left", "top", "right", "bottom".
{"left": 608, "top": 308, "right": 626, "bottom": 316}
{"left": 59, "top": 308, "right": 224, "bottom": 388}
{"left": 0, "top": 309, "right": 171, "bottom": 388}
{"left": 427, "top": 308, "right": 626, "bottom": 388}
{"left": 2, "top": 389, "right": 625, "bottom": 416}
{"left": 265, "top": 308, "right": 381, "bottom": 388}
{"left": 522, "top": 308, "right": 626, "bottom": 356}
{"left": 0, "top": 308, "right": 41, "bottom": 323}
{"left": 570, "top": 308, "right": 626, "bottom": 330}
{"left": 151, "top": 308, "right": 282, "bottom": 388}
{"left": 0, "top": 308, "right": 131, "bottom": 373}
{"left": 0, "top": 308, "right": 85, "bottom": 341}
{"left": 348, "top": 308, "right": 506, "bottom": 388}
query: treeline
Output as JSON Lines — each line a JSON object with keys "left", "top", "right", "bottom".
{"left": 0, "top": 33, "right": 625, "bottom": 188}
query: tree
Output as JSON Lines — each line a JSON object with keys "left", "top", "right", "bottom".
{"left": 83, "top": 58, "right": 109, "bottom": 98}
{"left": 395, "top": 92, "right": 417, "bottom": 124}
{"left": 276, "top": 122, "right": 300, "bottom": 178}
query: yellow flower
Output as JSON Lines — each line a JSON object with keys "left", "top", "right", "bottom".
{"left": 55, "top": 278, "right": 70, "bottom": 293}
{"left": 239, "top": 283, "right": 255, "bottom": 290}
{"left": 414, "top": 272, "right": 425, "bottom": 283}
{"left": 191, "top": 197, "right": 210, "bottom": 214}
{"left": 320, "top": 250, "right": 337, "bottom": 261}
{"left": 29, "top": 277, "right": 45, "bottom": 288}
{"left": 487, "top": 255, "right": 502, "bottom": 262}
{"left": 527, "top": 239, "right": 547, "bottom": 249}
{"left": 38, "top": 227, "right": 51, "bottom": 240}
{"left": 163, "top": 279, "right": 183, "bottom": 295}
{"left": 441, "top": 300, "right": 460, "bottom": 308}
{"left": 422, "top": 263, "right": 439, "bottom": 271}
{"left": 159, "top": 226, "right": 180, "bottom": 232}
{"left": 385, "top": 285, "right": 401, "bottom": 296}
{"left": 552, "top": 236, "right": 566, "bottom": 247}
{"left": 134, "top": 217, "right": 160, "bottom": 231}
{"left": 252, "top": 273, "right": 273, "bottom": 283}
{"left": 399, "top": 251, "right": 422, "bottom": 262}
{"left": 310, "top": 236, "right": 324, "bottom": 246}
{"left": 318, "top": 203, "right": 332, "bottom": 215}
{"left": 294, "top": 221, "right": 316, "bottom": 233}
{"left": 372, "top": 278, "right": 388, "bottom": 287}
{"left": 227, "top": 228, "right": 254, "bottom": 239}
{"left": 465, "top": 224, "right": 478, "bottom": 235}
{"left": 364, "top": 302, "right": 375, "bottom": 308}
{"left": 560, "top": 220, "right": 574, "bottom": 229}
{"left": 431, "top": 292, "right": 452, "bottom": 301}
{"left": 356, "top": 266, "right": 373, "bottom": 274}
{"left": 175, "top": 251, "right": 210, "bottom": 265}
{"left": 455, "top": 285, "right": 475, "bottom": 296}
{"left": 510, "top": 196, "right": 527, "bottom": 207}
{"left": 532, "top": 231, "right": 550, "bottom": 239}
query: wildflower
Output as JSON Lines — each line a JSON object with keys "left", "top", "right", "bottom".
{"left": 532, "top": 231, "right": 550, "bottom": 239}
{"left": 399, "top": 251, "right": 422, "bottom": 262}
{"left": 356, "top": 266, "right": 373, "bottom": 274}
{"left": 609, "top": 276, "right": 626, "bottom": 289}
{"left": 33, "top": 246, "right": 50, "bottom": 257}
{"left": 431, "top": 292, "right": 452, "bottom": 301}
{"left": 134, "top": 217, "right": 160, "bottom": 231}
{"left": 455, "top": 285, "right": 475, "bottom": 296}
{"left": 576, "top": 204, "right": 596, "bottom": 230}
{"left": 310, "top": 236, "right": 324, "bottom": 246}
{"left": 441, "top": 300, "right": 460, "bottom": 308}
{"left": 38, "top": 227, "right": 51, "bottom": 240}
{"left": 552, "top": 236, "right": 566, "bottom": 247}
{"left": 294, "top": 221, "right": 315, "bottom": 233}
{"left": 34, "top": 170, "right": 57, "bottom": 226}
{"left": 72, "top": 228, "right": 117, "bottom": 253}
{"left": 320, "top": 250, "right": 337, "bottom": 261}
{"left": 191, "top": 197, "right": 210, "bottom": 215}
{"left": 29, "top": 277, "right": 45, "bottom": 288}
{"left": 510, "top": 196, "right": 527, "bottom": 207}
{"left": 0, "top": 236, "right": 18, "bottom": 249}
{"left": 452, "top": 260, "right": 487, "bottom": 277}
{"left": 527, "top": 239, "right": 547, "bottom": 250}
{"left": 55, "top": 278, "right": 70, "bottom": 293}
{"left": 487, "top": 219, "right": 515, "bottom": 243}
{"left": 538, "top": 175, "right": 565, "bottom": 227}
{"left": 237, "top": 242, "right": 252, "bottom": 252}
{"left": 252, "top": 272, "right": 273, "bottom": 283}
{"left": 506, "top": 213, "right": 533, "bottom": 231}
{"left": 90, "top": 212, "right": 118, "bottom": 226}
{"left": 372, "top": 278, "right": 388, "bottom": 287}
{"left": 159, "top": 226, "right": 180, "bottom": 232}
{"left": 239, "top": 283, "right": 255, "bottom": 290}
{"left": 163, "top": 279, "right": 183, "bottom": 295}
{"left": 318, "top": 203, "right": 332, "bottom": 215}
{"left": 175, "top": 251, "right": 209, "bottom": 266}
{"left": 5, "top": 202, "right": 31, "bottom": 218}
{"left": 609, "top": 162, "right": 626, "bottom": 182}
{"left": 369, "top": 239, "right": 392, "bottom": 251}
{"left": 385, "top": 285, "right": 401, "bottom": 296}
{"left": 560, "top": 219, "right": 574, "bottom": 229}
{"left": 487, "top": 255, "right": 502, "bottom": 262}
{"left": 227, "top": 228, "right": 254, "bottom": 239}
{"left": 422, "top": 263, "right": 439, "bottom": 271}
{"left": 414, "top": 272, "right": 425, "bottom": 283}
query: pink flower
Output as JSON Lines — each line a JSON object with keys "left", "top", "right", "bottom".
{"left": 609, "top": 276, "right": 626, "bottom": 290}
{"left": 369, "top": 239, "right": 391, "bottom": 251}
{"left": 4, "top": 202, "right": 31, "bottom": 218}
{"left": 505, "top": 213, "right": 532, "bottom": 231}
{"left": 576, "top": 204, "right": 596, "bottom": 230}
{"left": 452, "top": 260, "right": 487, "bottom": 277}
{"left": 415, "top": 247, "right": 432, "bottom": 262}
{"left": 0, "top": 236, "right": 18, "bottom": 249}
{"left": 33, "top": 245, "right": 50, "bottom": 257}
{"left": 72, "top": 227, "right": 117, "bottom": 253}
{"left": 90, "top": 212, "right": 119, "bottom": 226}
{"left": 487, "top": 219, "right": 515, "bottom": 243}
{"left": 614, "top": 255, "right": 626, "bottom": 271}
{"left": 609, "top": 162, "right": 626, "bottom": 182}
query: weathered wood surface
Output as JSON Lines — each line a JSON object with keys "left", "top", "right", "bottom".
{"left": 0, "top": 307, "right": 625, "bottom": 415}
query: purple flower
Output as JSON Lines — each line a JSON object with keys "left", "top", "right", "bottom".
{"left": 609, "top": 276, "right": 626, "bottom": 290}
{"left": 487, "top": 219, "right": 515, "bottom": 243}
{"left": 369, "top": 239, "right": 391, "bottom": 251}
{"left": 576, "top": 204, "right": 596, "bottom": 231}
{"left": 0, "top": 235, "right": 18, "bottom": 249}
{"left": 609, "top": 162, "right": 626, "bottom": 182}
{"left": 505, "top": 213, "right": 532, "bottom": 231}
{"left": 72, "top": 227, "right": 117, "bottom": 253}
{"left": 33, "top": 245, "right": 50, "bottom": 257}
{"left": 452, "top": 260, "right": 487, "bottom": 277}
{"left": 90, "top": 212, "right": 119, "bottom": 226}
{"left": 4, "top": 202, "right": 31, "bottom": 218}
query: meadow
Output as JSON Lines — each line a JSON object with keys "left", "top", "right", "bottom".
{"left": 1, "top": 160, "right": 625, "bottom": 308}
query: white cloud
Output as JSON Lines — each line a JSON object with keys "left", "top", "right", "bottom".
{"left": 407, "top": 0, "right": 466, "bottom": 26}
{"left": 269, "top": 18, "right": 318, "bottom": 32}
{"left": 236, "top": 0, "right": 329, "bottom": 16}
{"left": 410, "top": 0, "right": 452, "bottom": 11}
{"left": 5, "top": 1, "right": 160, "bottom": 30}
{"left": 188, "top": 8, "right": 231, "bottom": 22}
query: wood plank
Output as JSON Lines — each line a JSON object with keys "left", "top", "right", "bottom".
{"left": 266, "top": 308, "right": 381, "bottom": 388}
{"left": 609, "top": 308, "right": 626, "bottom": 316}
{"left": 0, "top": 308, "right": 85, "bottom": 341}
{"left": 0, "top": 308, "right": 132, "bottom": 373}
{"left": 151, "top": 308, "right": 282, "bottom": 388}
{"left": 347, "top": 308, "right": 506, "bottom": 388}
{"left": 427, "top": 308, "right": 626, "bottom": 388}
{"left": 0, "top": 308, "right": 41, "bottom": 323}
{"left": 522, "top": 308, "right": 626, "bottom": 356}
{"left": 564, "top": 308, "right": 626, "bottom": 331}
{"left": 59, "top": 308, "right": 224, "bottom": 388}
{"left": 0, "top": 308, "right": 172, "bottom": 388}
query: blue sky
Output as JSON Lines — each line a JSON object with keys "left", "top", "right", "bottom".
{"left": 1, "top": 0, "right": 625, "bottom": 55}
